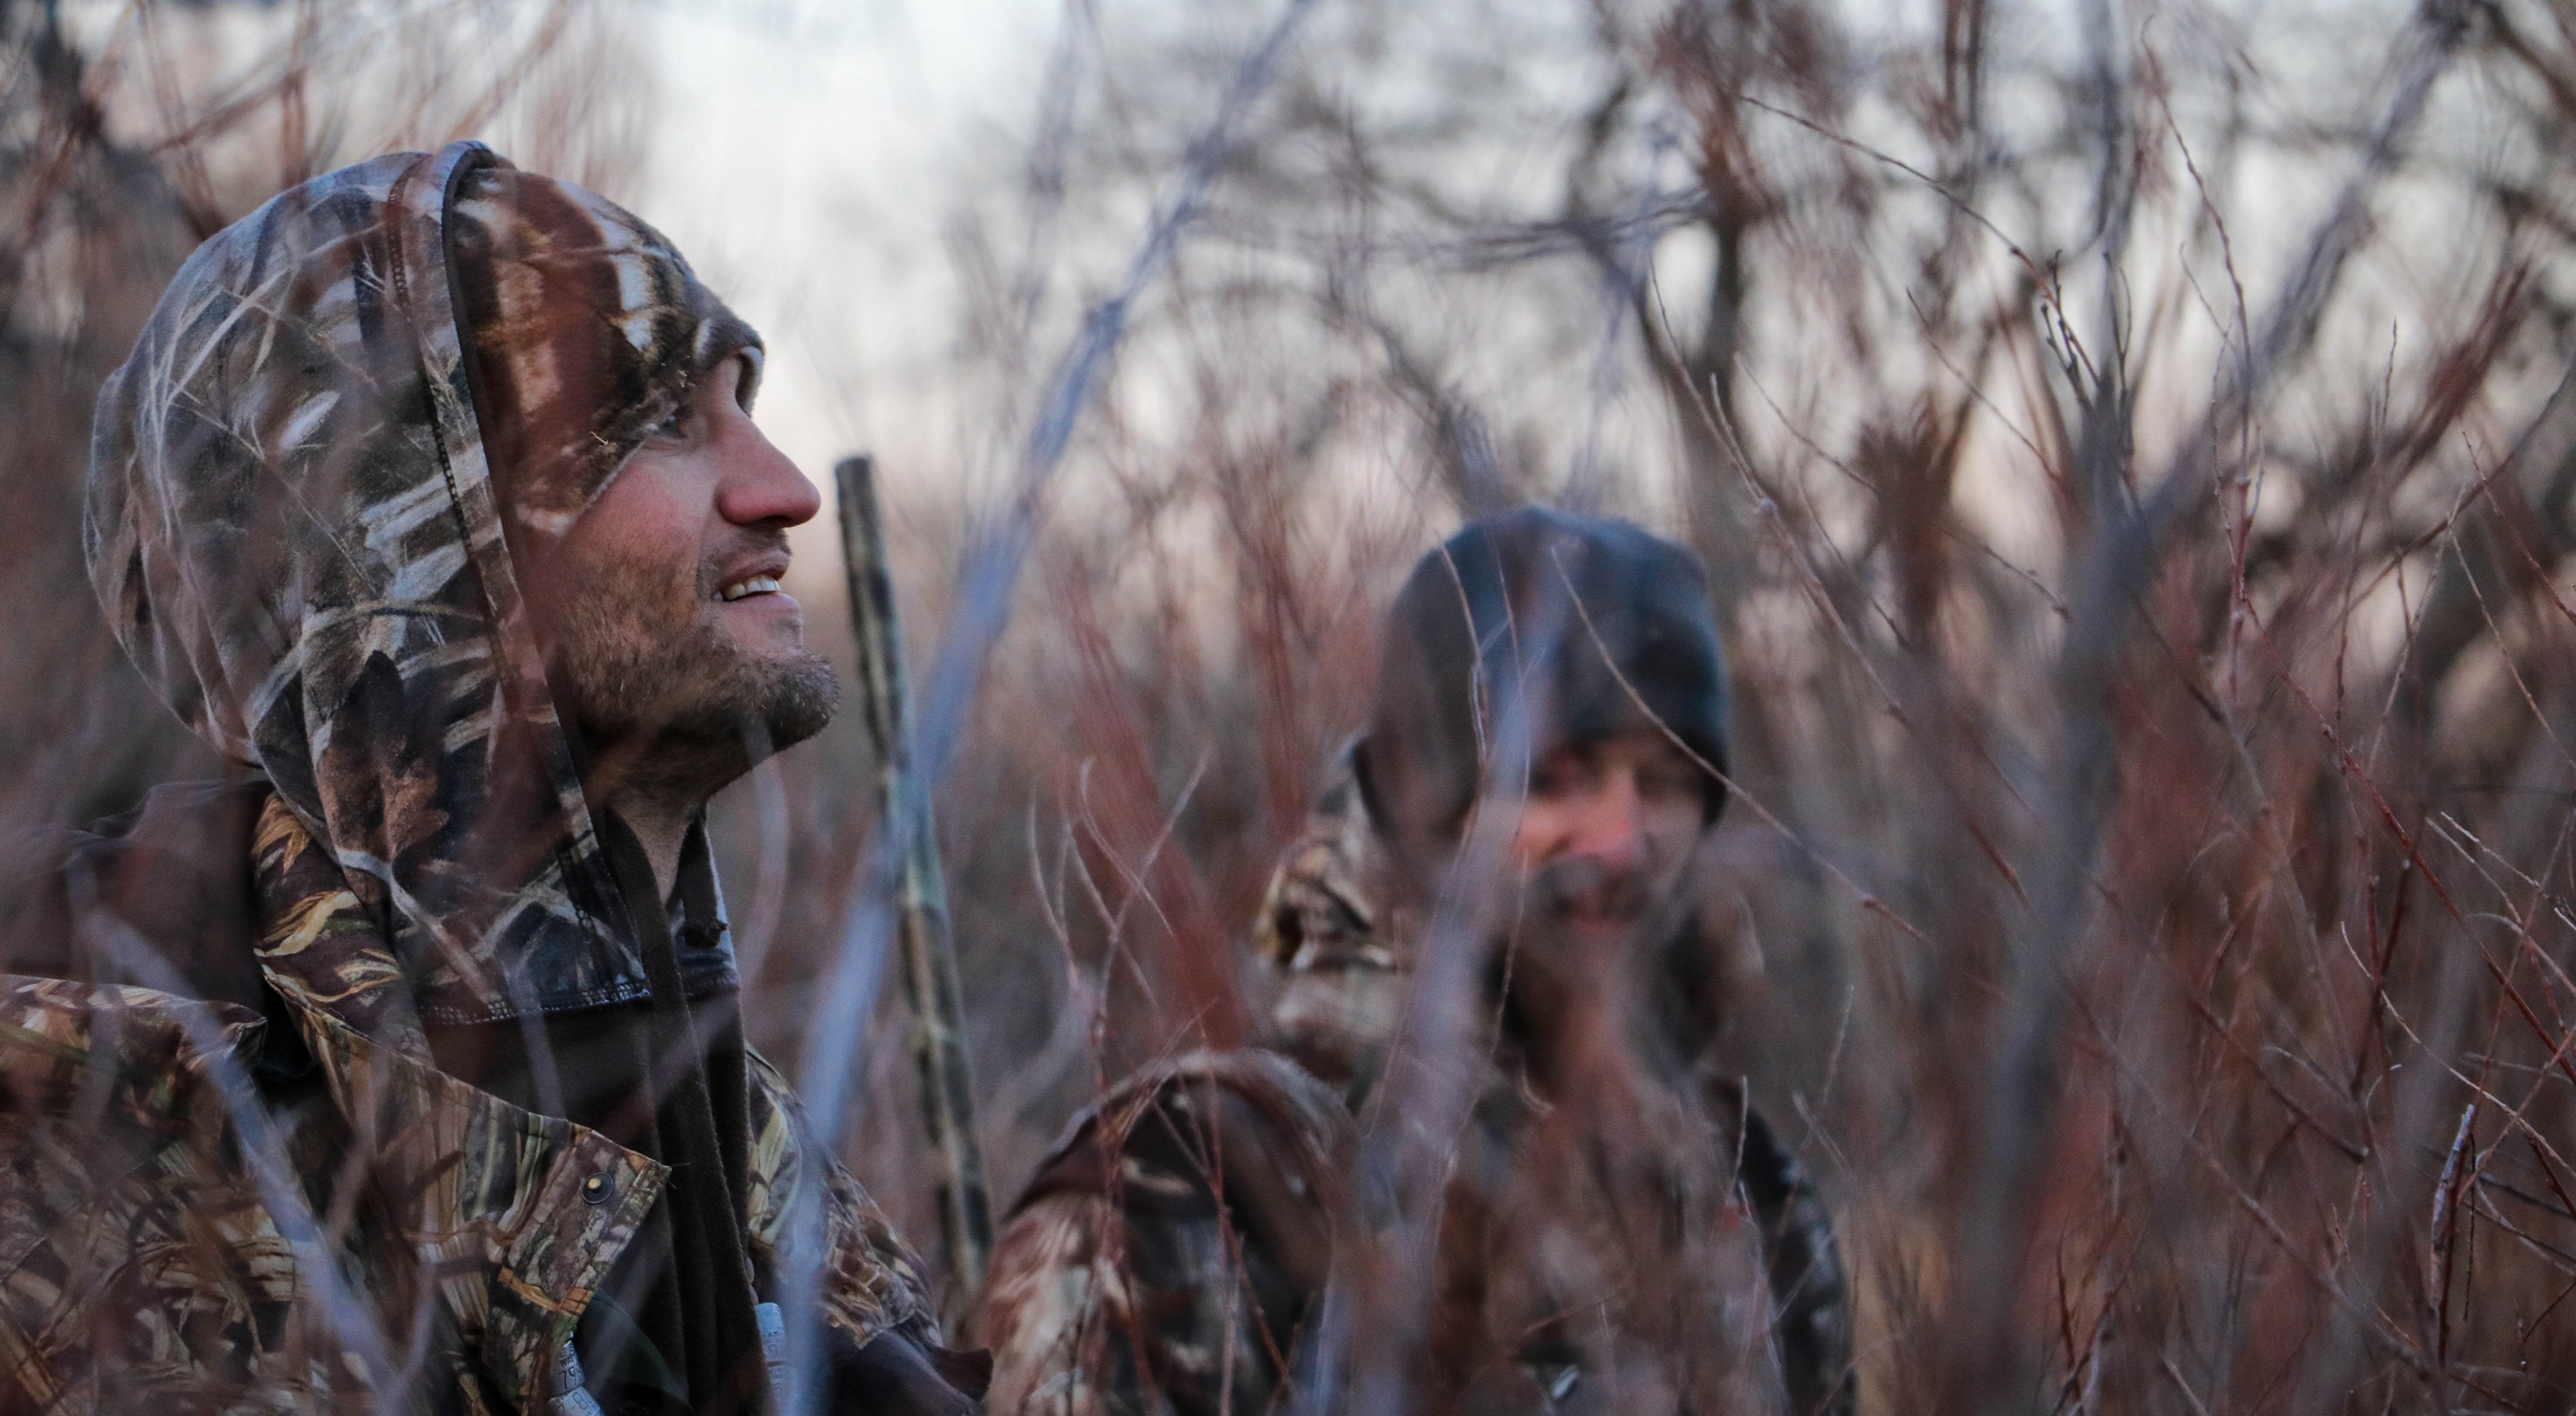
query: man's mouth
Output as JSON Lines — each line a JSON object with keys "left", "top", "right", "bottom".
{"left": 1528, "top": 857, "right": 1651, "bottom": 928}
{"left": 718, "top": 576, "right": 783, "bottom": 602}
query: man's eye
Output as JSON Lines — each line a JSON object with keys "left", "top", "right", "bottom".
{"left": 1640, "top": 763, "right": 1698, "bottom": 799}
{"left": 1530, "top": 759, "right": 1593, "bottom": 799}
{"left": 650, "top": 406, "right": 692, "bottom": 442}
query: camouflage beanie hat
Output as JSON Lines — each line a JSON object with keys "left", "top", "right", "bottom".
{"left": 1356, "top": 506, "right": 1730, "bottom": 846}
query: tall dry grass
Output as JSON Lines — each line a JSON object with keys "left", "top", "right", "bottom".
{"left": 19, "top": 0, "right": 2576, "bottom": 1411}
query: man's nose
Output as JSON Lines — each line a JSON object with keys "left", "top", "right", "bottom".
{"left": 1566, "top": 771, "right": 1647, "bottom": 871}
{"left": 714, "top": 417, "right": 824, "bottom": 528}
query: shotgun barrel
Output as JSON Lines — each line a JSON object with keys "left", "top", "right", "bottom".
{"left": 833, "top": 455, "right": 994, "bottom": 1314}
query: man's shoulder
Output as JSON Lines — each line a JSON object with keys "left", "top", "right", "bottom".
{"left": 993, "top": 1046, "right": 1353, "bottom": 1357}
{"left": 1014, "top": 1047, "right": 1354, "bottom": 1218}
{"left": 0, "top": 974, "right": 270, "bottom": 1109}
{"left": 1254, "top": 742, "right": 1390, "bottom": 972}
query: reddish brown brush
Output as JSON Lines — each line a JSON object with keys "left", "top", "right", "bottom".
{"left": 19, "top": 0, "right": 2576, "bottom": 1411}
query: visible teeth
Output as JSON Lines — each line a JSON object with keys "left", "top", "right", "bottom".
{"left": 719, "top": 576, "right": 782, "bottom": 602}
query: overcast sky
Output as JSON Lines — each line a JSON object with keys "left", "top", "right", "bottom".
{"left": 635, "top": 1, "right": 1061, "bottom": 496}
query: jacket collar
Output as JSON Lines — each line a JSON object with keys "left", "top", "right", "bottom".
{"left": 252, "top": 791, "right": 669, "bottom": 1409}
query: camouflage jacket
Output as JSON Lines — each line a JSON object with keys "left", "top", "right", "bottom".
{"left": 1, "top": 142, "right": 956, "bottom": 1412}
{"left": 978, "top": 757, "right": 1853, "bottom": 1416}
{"left": 0, "top": 783, "right": 939, "bottom": 1413}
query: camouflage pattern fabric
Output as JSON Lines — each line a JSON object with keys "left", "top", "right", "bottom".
{"left": 0, "top": 944, "right": 668, "bottom": 1411}
{"left": 980, "top": 751, "right": 1856, "bottom": 1415}
{"left": 742, "top": 1048, "right": 943, "bottom": 1354}
{"left": 1411, "top": 1071, "right": 1782, "bottom": 1414}
{"left": 86, "top": 140, "right": 749, "bottom": 1027}
{"left": 978, "top": 1050, "right": 1351, "bottom": 1416}
{"left": 0, "top": 789, "right": 939, "bottom": 1412}
{"left": 1253, "top": 744, "right": 1403, "bottom": 1103}
{"left": 446, "top": 162, "right": 762, "bottom": 542}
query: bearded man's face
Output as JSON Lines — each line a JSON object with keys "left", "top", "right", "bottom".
{"left": 1472, "top": 726, "right": 1712, "bottom": 1080}
{"left": 1505, "top": 728, "right": 1707, "bottom": 947}
{"left": 540, "top": 355, "right": 839, "bottom": 783}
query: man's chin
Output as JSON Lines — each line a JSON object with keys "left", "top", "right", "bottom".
{"left": 741, "top": 649, "right": 840, "bottom": 756}
{"left": 643, "top": 648, "right": 841, "bottom": 765}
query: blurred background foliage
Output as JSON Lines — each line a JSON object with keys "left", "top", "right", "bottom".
{"left": 16, "top": 0, "right": 2576, "bottom": 1408}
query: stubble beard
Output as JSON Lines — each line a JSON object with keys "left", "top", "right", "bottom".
{"left": 554, "top": 547, "right": 842, "bottom": 797}
{"left": 1524, "top": 853, "right": 1658, "bottom": 930}
{"left": 1484, "top": 845, "right": 1698, "bottom": 1026}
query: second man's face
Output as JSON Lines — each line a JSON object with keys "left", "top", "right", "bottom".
{"left": 542, "top": 355, "right": 841, "bottom": 772}
{"left": 1505, "top": 727, "right": 1709, "bottom": 950}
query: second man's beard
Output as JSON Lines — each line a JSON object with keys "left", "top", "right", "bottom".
{"left": 1524, "top": 853, "right": 1657, "bottom": 929}
{"left": 1491, "top": 854, "right": 1701, "bottom": 1081}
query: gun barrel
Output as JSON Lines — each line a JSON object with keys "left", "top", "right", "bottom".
{"left": 834, "top": 455, "right": 994, "bottom": 1316}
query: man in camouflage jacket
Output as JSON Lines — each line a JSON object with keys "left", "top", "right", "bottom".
{"left": 0, "top": 144, "right": 983, "bottom": 1414}
{"left": 977, "top": 509, "right": 1853, "bottom": 1416}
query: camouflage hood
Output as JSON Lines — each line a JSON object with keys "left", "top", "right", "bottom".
{"left": 85, "top": 141, "right": 759, "bottom": 1026}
